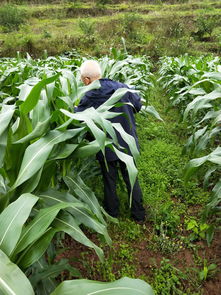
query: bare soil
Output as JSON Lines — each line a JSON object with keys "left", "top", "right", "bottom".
{"left": 57, "top": 225, "right": 221, "bottom": 295}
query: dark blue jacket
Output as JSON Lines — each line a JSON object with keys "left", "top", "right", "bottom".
{"left": 76, "top": 78, "right": 142, "bottom": 161}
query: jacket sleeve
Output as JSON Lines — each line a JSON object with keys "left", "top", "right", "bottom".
{"left": 128, "top": 92, "right": 142, "bottom": 113}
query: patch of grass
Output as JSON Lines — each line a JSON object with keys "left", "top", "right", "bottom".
{"left": 0, "top": 4, "right": 26, "bottom": 32}
{"left": 110, "top": 219, "right": 143, "bottom": 242}
{"left": 82, "top": 241, "right": 137, "bottom": 281}
{"left": 1, "top": 1, "right": 221, "bottom": 57}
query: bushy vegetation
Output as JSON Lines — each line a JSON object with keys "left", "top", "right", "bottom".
{"left": 0, "top": 4, "right": 26, "bottom": 32}
{"left": 0, "top": 0, "right": 221, "bottom": 57}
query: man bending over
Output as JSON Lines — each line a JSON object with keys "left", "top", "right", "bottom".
{"left": 75, "top": 60, "right": 145, "bottom": 222}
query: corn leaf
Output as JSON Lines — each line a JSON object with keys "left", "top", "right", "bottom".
{"left": 53, "top": 212, "right": 104, "bottom": 262}
{"left": 0, "top": 194, "right": 38, "bottom": 257}
{"left": 12, "top": 128, "right": 83, "bottom": 189}
{"left": 12, "top": 202, "right": 81, "bottom": 255}
{"left": 51, "top": 277, "right": 154, "bottom": 295}
{"left": 0, "top": 249, "right": 34, "bottom": 295}
{"left": 20, "top": 74, "right": 60, "bottom": 114}
{"left": 184, "top": 147, "right": 221, "bottom": 181}
{"left": 64, "top": 174, "right": 106, "bottom": 225}
{"left": 40, "top": 190, "right": 111, "bottom": 245}
{"left": 14, "top": 117, "right": 51, "bottom": 144}
{"left": 17, "top": 228, "right": 57, "bottom": 269}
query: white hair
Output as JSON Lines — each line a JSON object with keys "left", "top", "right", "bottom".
{"left": 80, "top": 60, "right": 102, "bottom": 79}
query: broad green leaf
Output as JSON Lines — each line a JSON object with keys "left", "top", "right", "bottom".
{"left": 39, "top": 188, "right": 78, "bottom": 205}
{"left": 202, "top": 72, "right": 221, "bottom": 81}
{"left": 0, "top": 249, "right": 34, "bottom": 295}
{"left": 183, "top": 89, "right": 221, "bottom": 121}
{"left": 75, "top": 79, "right": 101, "bottom": 102}
{"left": 13, "top": 112, "right": 32, "bottom": 143}
{"left": 97, "top": 88, "right": 137, "bottom": 112}
{"left": 64, "top": 174, "right": 106, "bottom": 225}
{"left": 32, "top": 97, "right": 51, "bottom": 129}
{"left": 142, "top": 105, "right": 163, "bottom": 121}
{"left": 21, "top": 167, "right": 43, "bottom": 194}
{"left": 12, "top": 128, "right": 83, "bottom": 189}
{"left": 112, "top": 122, "right": 139, "bottom": 162}
{"left": 12, "top": 202, "right": 77, "bottom": 255}
{"left": 0, "top": 105, "right": 15, "bottom": 167}
{"left": 33, "top": 258, "right": 57, "bottom": 295}
{"left": 20, "top": 74, "right": 60, "bottom": 114}
{"left": 213, "top": 111, "right": 221, "bottom": 125}
{"left": 61, "top": 108, "right": 106, "bottom": 157}
{"left": 51, "top": 277, "right": 154, "bottom": 295}
{"left": 0, "top": 175, "right": 8, "bottom": 211}
{"left": 203, "top": 167, "right": 217, "bottom": 189}
{"left": 184, "top": 147, "right": 221, "bottom": 181}
{"left": 194, "top": 127, "right": 221, "bottom": 154}
{"left": 53, "top": 212, "right": 104, "bottom": 262}
{"left": 95, "top": 116, "right": 119, "bottom": 146}
{"left": 14, "top": 117, "right": 51, "bottom": 144}
{"left": 35, "top": 161, "right": 56, "bottom": 192}
{"left": 17, "top": 228, "right": 57, "bottom": 269}
{"left": 18, "top": 84, "right": 33, "bottom": 102}
{"left": 0, "top": 105, "right": 15, "bottom": 136}
{"left": 0, "top": 194, "right": 38, "bottom": 257}
{"left": 48, "top": 144, "right": 78, "bottom": 161}
{"left": 74, "top": 140, "right": 101, "bottom": 158}
{"left": 198, "top": 110, "right": 220, "bottom": 125}
{"left": 113, "top": 147, "right": 138, "bottom": 207}
{"left": 0, "top": 128, "right": 8, "bottom": 168}
{"left": 40, "top": 191, "right": 111, "bottom": 245}
{"left": 30, "top": 259, "right": 80, "bottom": 288}
{"left": 13, "top": 201, "right": 103, "bottom": 262}
{"left": 206, "top": 179, "right": 221, "bottom": 210}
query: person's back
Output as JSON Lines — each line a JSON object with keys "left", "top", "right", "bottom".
{"left": 76, "top": 77, "right": 142, "bottom": 161}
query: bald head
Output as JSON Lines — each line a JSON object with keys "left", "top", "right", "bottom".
{"left": 80, "top": 60, "right": 102, "bottom": 85}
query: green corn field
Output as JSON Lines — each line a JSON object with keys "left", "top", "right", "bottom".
{"left": 0, "top": 50, "right": 220, "bottom": 295}
{"left": 0, "top": 1, "right": 221, "bottom": 295}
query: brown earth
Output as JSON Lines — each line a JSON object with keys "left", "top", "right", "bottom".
{"left": 56, "top": 224, "right": 221, "bottom": 295}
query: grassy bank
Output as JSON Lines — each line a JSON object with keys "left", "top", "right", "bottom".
{"left": 0, "top": 0, "right": 221, "bottom": 57}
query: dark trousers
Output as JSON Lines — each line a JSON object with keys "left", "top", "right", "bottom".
{"left": 99, "top": 160, "right": 145, "bottom": 221}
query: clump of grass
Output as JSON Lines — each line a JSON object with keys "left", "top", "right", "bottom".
{"left": 0, "top": 4, "right": 26, "bottom": 32}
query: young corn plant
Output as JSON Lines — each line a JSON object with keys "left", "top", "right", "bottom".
{"left": 0, "top": 52, "right": 156, "bottom": 294}
{"left": 159, "top": 55, "right": 221, "bottom": 244}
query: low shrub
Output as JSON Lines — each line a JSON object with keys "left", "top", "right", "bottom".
{"left": 193, "top": 16, "right": 218, "bottom": 40}
{"left": 0, "top": 4, "right": 26, "bottom": 32}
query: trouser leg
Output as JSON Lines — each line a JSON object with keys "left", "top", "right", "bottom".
{"left": 119, "top": 160, "right": 145, "bottom": 221}
{"left": 99, "top": 160, "right": 119, "bottom": 218}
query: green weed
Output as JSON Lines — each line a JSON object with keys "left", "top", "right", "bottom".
{"left": 86, "top": 242, "right": 137, "bottom": 281}
{"left": 198, "top": 259, "right": 217, "bottom": 281}
{"left": 111, "top": 219, "right": 142, "bottom": 242}
{"left": 151, "top": 227, "right": 185, "bottom": 255}
{"left": 152, "top": 258, "right": 187, "bottom": 295}
{"left": 185, "top": 218, "right": 210, "bottom": 241}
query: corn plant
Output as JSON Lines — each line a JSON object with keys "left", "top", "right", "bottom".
{"left": 159, "top": 55, "right": 221, "bottom": 243}
{"left": 0, "top": 194, "right": 153, "bottom": 295}
{"left": 0, "top": 52, "right": 156, "bottom": 293}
